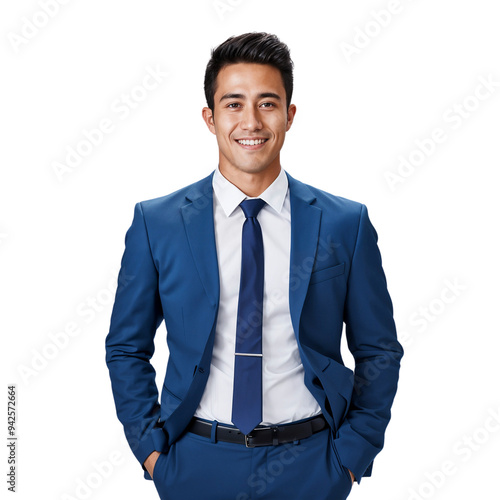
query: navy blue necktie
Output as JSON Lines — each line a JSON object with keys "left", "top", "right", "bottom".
{"left": 231, "top": 198, "right": 266, "bottom": 435}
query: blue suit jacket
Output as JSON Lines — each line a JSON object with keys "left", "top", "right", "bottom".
{"left": 105, "top": 170, "right": 403, "bottom": 482}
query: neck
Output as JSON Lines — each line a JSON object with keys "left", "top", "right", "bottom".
{"left": 218, "top": 163, "right": 281, "bottom": 197}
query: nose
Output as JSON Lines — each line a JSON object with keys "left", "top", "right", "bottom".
{"left": 241, "top": 105, "right": 262, "bottom": 131}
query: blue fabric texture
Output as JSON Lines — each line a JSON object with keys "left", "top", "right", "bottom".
{"left": 105, "top": 171, "right": 404, "bottom": 486}
{"left": 231, "top": 198, "right": 266, "bottom": 436}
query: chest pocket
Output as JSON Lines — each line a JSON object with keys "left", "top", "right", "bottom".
{"left": 309, "top": 262, "right": 345, "bottom": 285}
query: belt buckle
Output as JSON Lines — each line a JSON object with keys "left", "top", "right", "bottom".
{"left": 245, "top": 426, "right": 279, "bottom": 447}
{"left": 244, "top": 434, "right": 255, "bottom": 448}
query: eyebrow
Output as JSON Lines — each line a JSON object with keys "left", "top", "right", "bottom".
{"left": 219, "top": 92, "right": 282, "bottom": 102}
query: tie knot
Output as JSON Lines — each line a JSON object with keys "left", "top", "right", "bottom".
{"left": 239, "top": 198, "right": 266, "bottom": 219}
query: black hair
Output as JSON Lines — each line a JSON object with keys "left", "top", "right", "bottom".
{"left": 204, "top": 32, "right": 294, "bottom": 111}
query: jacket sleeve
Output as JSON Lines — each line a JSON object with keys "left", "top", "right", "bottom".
{"left": 105, "top": 202, "right": 169, "bottom": 477}
{"left": 336, "top": 204, "right": 404, "bottom": 483}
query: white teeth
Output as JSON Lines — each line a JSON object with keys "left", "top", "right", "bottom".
{"left": 238, "top": 139, "right": 267, "bottom": 145}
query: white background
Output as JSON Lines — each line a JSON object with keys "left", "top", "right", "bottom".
{"left": 1, "top": 0, "right": 499, "bottom": 499}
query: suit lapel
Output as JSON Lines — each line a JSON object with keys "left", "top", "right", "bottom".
{"left": 286, "top": 172, "right": 322, "bottom": 341}
{"left": 179, "top": 171, "right": 321, "bottom": 342}
{"left": 180, "top": 172, "right": 220, "bottom": 308}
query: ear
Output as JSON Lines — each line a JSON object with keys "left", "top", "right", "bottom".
{"left": 285, "top": 104, "right": 297, "bottom": 131}
{"left": 202, "top": 107, "right": 216, "bottom": 135}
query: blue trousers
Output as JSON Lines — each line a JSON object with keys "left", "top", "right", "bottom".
{"left": 152, "top": 424, "right": 353, "bottom": 500}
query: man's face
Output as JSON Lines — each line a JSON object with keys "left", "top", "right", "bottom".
{"left": 202, "top": 63, "right": 296, "bottom": 178}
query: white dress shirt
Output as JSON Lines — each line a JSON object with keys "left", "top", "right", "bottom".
{"left": 194, "top": 167, "right": 321, "bottom": 426}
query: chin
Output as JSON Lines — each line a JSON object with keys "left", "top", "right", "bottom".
{"left": 234, "top": 159, "right": 277, "bottom": 172}
{"left": 238, "top": 165, "right": 273, "bottom": 174}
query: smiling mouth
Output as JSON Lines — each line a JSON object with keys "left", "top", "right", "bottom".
{"left": 236, "top": 138, "right": 269, "bottom": 148}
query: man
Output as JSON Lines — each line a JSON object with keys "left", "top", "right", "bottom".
{"left": 105, "top": 32, "right": 403, "bottom": 500}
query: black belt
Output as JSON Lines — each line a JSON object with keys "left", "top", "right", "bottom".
{"left": 186, "top": 414, "right": 328, "bottom": 448}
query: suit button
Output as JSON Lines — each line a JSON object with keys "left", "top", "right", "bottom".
{"left": 198, "top": 367, "right": 205, "bottom": 374}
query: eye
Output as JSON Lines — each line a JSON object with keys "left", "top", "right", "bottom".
{"left": 227, "top": 102, "right": 241, "bottom": 108}
{"left": 260, "top": 102, "right": 275, "bottom": 108}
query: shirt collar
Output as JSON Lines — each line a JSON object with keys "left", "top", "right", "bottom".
{"left": 212, "top": 166, "right": 289, "bottom": 217}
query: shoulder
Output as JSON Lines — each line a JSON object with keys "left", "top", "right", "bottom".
{"left": 286, "top": 171, "right": 366, "bottom": 221}
{"left": 137, "top": 172, "right": 214, "bottom": 216}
